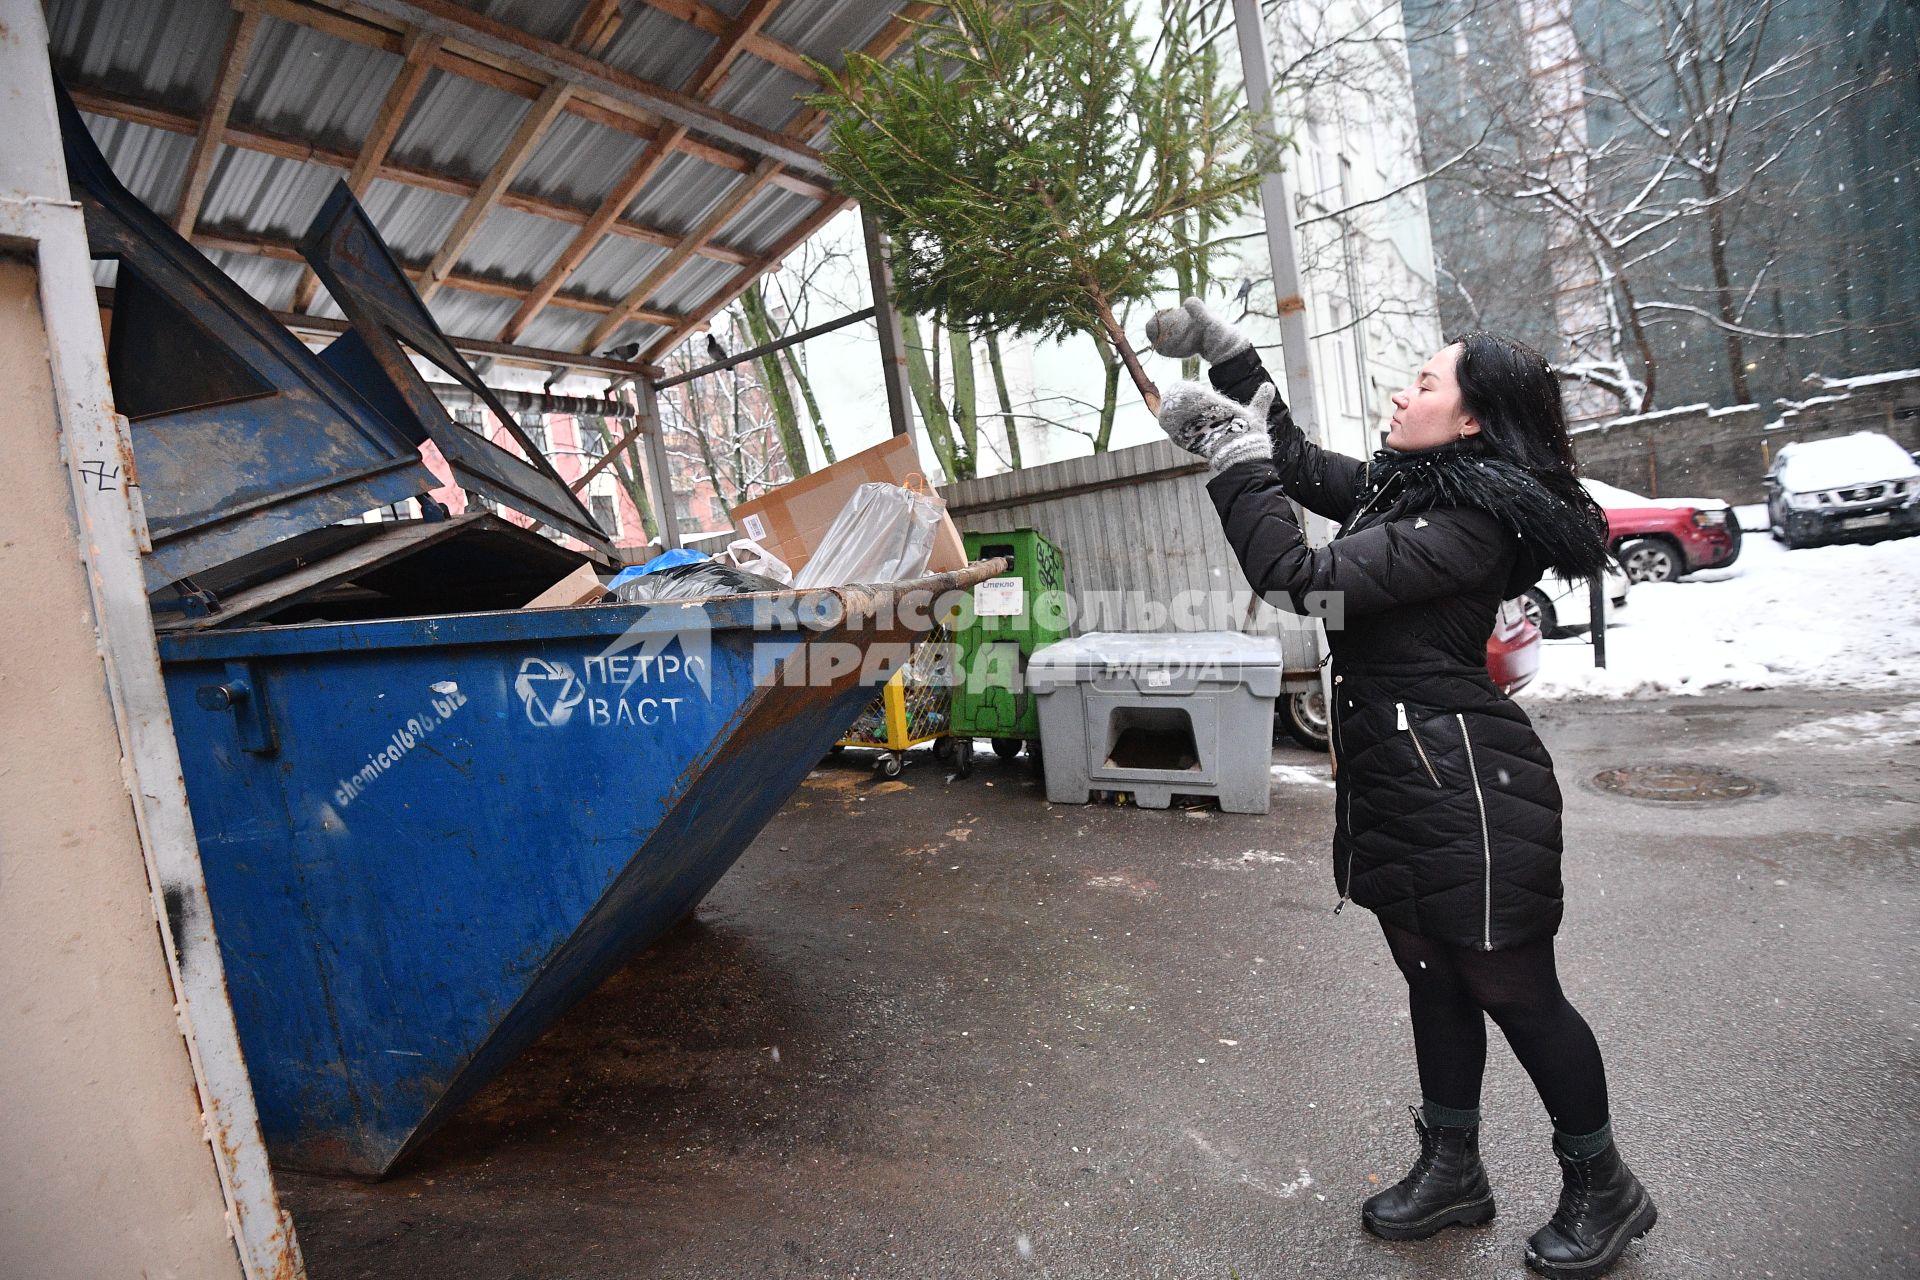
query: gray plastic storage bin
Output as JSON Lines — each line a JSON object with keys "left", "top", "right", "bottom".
{"left": 1027, "top": 632, "right": 1285, "bottom": 813}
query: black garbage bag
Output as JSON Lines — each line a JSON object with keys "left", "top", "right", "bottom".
{"left": 610, "top": 560, "right": 787, "bottom": 604}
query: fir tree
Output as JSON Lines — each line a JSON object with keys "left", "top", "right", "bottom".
{"left": 808, "top": 0, "right": 1266, "bottom": 415}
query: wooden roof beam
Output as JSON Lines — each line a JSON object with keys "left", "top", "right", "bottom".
{"left": 585, "top": 158, "right": 784, "bottom": 354}
{"left": 640, "top": 192, "right": 853, "bottom": 363}
{"left": 68, "top": 85, "right": 759, "bottom": 269}
{"left": 173, "top": 6, "right": 263, "bottom": 237}
{"left": 566, "top": 0, "right": 626, "bottom": 55}
{"left": 239, "top": 0, "right": 835, "bottom": 198}
{"left": 323, "top": 0, "right": 829, "bottom": 173}
{"left": 625, "top": 0, "right": 818, "bottom": 80}
{"left": 780, "top": 2, "right": 938, "bottom": 143}
{"left": 498, "top": 0, "right": 790, "bottom": 345}
{"left": 417, "top": 77, "right": 573, "bottom": 301}
{"left": 190, "top": 226, "right": 678, "bottom": 327}
{"left": 291, "top": 26, "right": 440, "bottom": 312}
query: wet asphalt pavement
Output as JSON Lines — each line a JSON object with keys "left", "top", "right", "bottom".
{"left": 282, "top": 686, "right": 1919, "bottom": 1280}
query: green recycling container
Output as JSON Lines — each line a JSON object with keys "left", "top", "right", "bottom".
{"left": 952, "top": 528, "right": 1068, "bottom": 759}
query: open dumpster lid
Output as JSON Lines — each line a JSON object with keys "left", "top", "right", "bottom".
{"left": 60, "top": 78, "right": 615, "bottom": 592}
{"left": 300, "top": 182, "right": 616, "bottom": 562}
{"left": 61, "top": 79, "right": 437, "bottom": 591}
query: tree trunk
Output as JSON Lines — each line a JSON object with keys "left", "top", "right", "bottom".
{"left": 1171, "top": 207, "right": 1215, "bottom": 382}
{"left": 900, "top": 313, "right": 960, "bottom": 478}
{"left": 726, "top": 366, "right": 748, "bottom": 500}
{"left": 1089, "top": 327, "right": 1121, "bottom": 453}
{"left": 581, "top": 413, "right": 657, "bottom": 541}
{"left": 1084, "top": 281, "right": 1159, "bottom": 414}
{"left": 1614, "top": 273, "right": 1659, "bottom": 414}
{"left": 946, "top": 324, "right": 978, "bottom": 480}
{"left": 985, "top": 331, "right": 1022, "bottom": 470}
{"left": 780, "top": 344, "right": 835, "bottom": 465}
{"left": 677, "top": 383, "right": 731, "bottom": 509}
{"left": 739, "top": 285, "right": 811, "bottom": 478}
{"left": 1697, "top": 169, "right": 1751, "bottom": 402}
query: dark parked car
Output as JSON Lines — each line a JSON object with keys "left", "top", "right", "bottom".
{"left": 1766, "top": 431, "right": 1920, "bottom": 549}
{"left": 1582, "top": 478, "right": 1741, "bottom": 583}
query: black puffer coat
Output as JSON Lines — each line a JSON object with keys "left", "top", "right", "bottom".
{"left": 1204, "top": 350, "right": 1602, "bottom": 951}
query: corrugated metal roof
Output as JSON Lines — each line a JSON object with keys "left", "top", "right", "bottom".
{"left": 707, "top": 61, "right": 814, "bottom": 132}
{"left": 459, "top": 205, "right": 571, "bottom": 286}
{"left": 202, "top": 149, "right": 344, "bottom": 240}
{"left": 239, "top": 16, "right": 398, "bottom": 150}
{"left": 446, "top": 0, "right": 578, "bottom": 45}
{"left": 598, "top": 7, "right": 718, "bottom": 93}
{"left": 650, "top": 254, "right": 737, "bottom": 315}
{"left": 623, "top": 150, "right": 739, "bottom": 234}
{"left": 421, "top": 288, "right": 522, "bottom": 340}
{"left": 567, "top": 234, "right": 669, "bottom": 301}
{"left": 47, "top": 0, "right": 929, "bottom": 368}
{"left": 513, "top": 112, "right": 649, "bottom": 210}
{"left": 764, "top": 0, "right": 903, "bottom": 64}
{"left": 518, "top": 307, "right": 600, "bottom": 353}
{"left": 358, "top": 179, "right": 467, "bottom": 261}
{"left": 203, "top": 248, "right": 304, "bottom": 313}
{"left": 77, "top": 112, "right": 193, "bottom": 215}
{"left": 719, "top": 186, "right": 816, "bottom": 259}
{"left": 389, "top": 69, "right": 532, "bottom": 181}
{"left": 49, "top": 0, "right": 229, "bottom": 105}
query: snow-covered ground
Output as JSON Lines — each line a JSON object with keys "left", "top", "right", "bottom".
{"left": 1523, "top": 515, "right": 1920, "bottom": 703}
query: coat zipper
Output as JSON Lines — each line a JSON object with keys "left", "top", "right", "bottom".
{"left": 1456, "top": 713, "right": 1494, "bottom": 950}
{"left": 1339, "top": 472, "right": 1403, "bottom": 537}
{"left": 1332, "top": 674, "right": 1352, "bottom": 914}
{"left": 1397, "top": 702, "right": 1442, "bottom": 787}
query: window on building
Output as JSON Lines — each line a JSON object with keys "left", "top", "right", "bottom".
{"left": 1330, "top": 296, "right": 1357, "bottom": 416}
{"left": 589, "top": 493, "right": 620, "bottom": 537}
{"left": 579, "top": 420, "right": 608, "bottom": 461}
{"left": 518, "top": 412, "right": 549, "bottom": 457}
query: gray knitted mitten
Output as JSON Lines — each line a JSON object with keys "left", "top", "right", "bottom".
{"left": 1158, "top": 381, "right": 1275, "bottom": 473}
{"left": 1144, "top": 297, "right": 1253, "bottom": 365}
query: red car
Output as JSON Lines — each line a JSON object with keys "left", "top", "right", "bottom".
{"left": 1487, "top": 596, "right": 1541, "bottom": 694}
{"left": 1582, "top": 479, "right": 1741, "bottom": 583}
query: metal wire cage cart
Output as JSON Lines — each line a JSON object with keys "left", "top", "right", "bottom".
{"left": 833, "top": 622, "right": 969, "bottom": 777}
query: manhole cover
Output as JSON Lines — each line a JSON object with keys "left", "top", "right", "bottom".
{"left": 1590, "top": 764, "right": 1772, "bottom": 802}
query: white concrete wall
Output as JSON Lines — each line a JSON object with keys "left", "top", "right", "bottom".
{"left": 0, "top": 256, "right": 245, "bottom": 1279}
{"left": 0, "top": 3, "right": 298, "bottom": 1274}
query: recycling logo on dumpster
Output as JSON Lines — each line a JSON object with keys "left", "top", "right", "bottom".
{"left": 515, "top": 658, "right": 587, "bottom": 727}
{"left": 514, "top": 604, "right": 715, "bottom": 730}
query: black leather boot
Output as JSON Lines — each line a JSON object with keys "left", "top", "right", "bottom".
{"left": 1361, "top": 1106, "right": 1497, "bottom": 1240}
{"left": 1524, "top": 1139, "right": 1658, "bottom": 1277}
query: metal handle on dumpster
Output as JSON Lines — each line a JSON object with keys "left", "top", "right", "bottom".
{"left": 195, "top": 661, "right": 278, "bottom": 755}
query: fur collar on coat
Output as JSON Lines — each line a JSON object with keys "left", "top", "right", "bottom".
{"left": 1358, "top": 439, "right": 1612, "bottom": 584}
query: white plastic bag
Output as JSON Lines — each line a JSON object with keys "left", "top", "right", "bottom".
{"left": 793, "top": 481, "right": 941, "bottom": 587}
{"left": 716, "top": 537, "right": 793, "bottom": 585}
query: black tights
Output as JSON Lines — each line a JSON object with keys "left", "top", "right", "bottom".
{"left": 1380, "top": 921, "right": 1610, "bottom": 1135}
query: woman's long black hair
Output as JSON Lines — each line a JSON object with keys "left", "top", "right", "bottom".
{"left": 1450, "top": 331, "right": 1613, "bottom": 580}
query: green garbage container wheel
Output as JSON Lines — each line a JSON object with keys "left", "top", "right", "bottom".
{"left": 991, "top": 736, "right": 1024, "bottom": 761}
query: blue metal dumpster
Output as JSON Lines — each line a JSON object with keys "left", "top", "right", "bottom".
{"left": 57, "top": 81, "right": 1005, "bottom": 1178}
{"left": 157, "top": 574, "right": 993, "bottom": 1177}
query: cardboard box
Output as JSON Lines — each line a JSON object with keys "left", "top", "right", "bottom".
{"left": 523, "top": 562, "right": 608, "bottom": 609}
{"left": 727, "top": 434, "right": 966, "bottom": 577}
